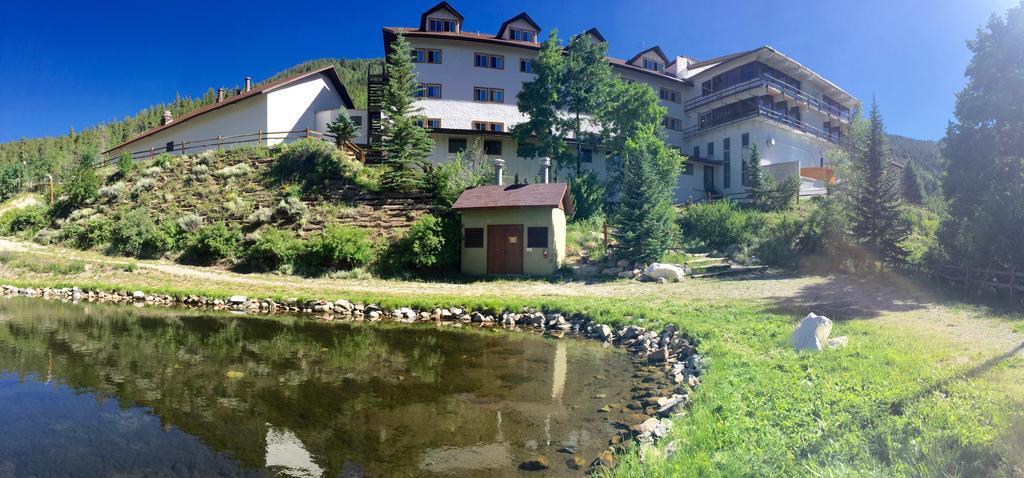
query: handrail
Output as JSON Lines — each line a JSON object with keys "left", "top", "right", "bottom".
{"left": 685, "top": 74, "right": 851, "bottom": 121}
{"left": 682, "top": 106, "right": 843, "bottom": 144}
{"left": 99, "top": 129, "right": 365, "bottom": 166}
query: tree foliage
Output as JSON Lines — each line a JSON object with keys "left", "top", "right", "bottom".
{"left": 613, "top": 128, "right": 683, "bottom": 263}
{"left": 50, "top": 152, "right": 100, "bottom": 218}
{"left": 901, "top": 162, "right": 924, "bottom": 205}
{"left": 938, "top": 2, "right": 1024, "bottom": 271}
{"left": 326, "top": 108, "right": 359, "bottom": 146}
{"left": 849, "top": 99, "right": 910, "bottom": 264}
{"left": 380, "top": 33, "right": 434, "bottom": 191}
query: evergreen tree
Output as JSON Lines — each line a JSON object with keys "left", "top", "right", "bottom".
{"left": 901, "top": 162, "right": 924, "bottom": 205}
{"left": 380, "top": 33, "right": 434, "bottom": 191}
{"left": 326, "top": 108, "right": 359, "bottom": 146}
{"left": 745, "top": 145, "right": 768, "bottom": 208}
{"left": 613, "top": 127, "right": 683, "bottom": 263}
{"left": 938, "top": 1, "right": 1024, "bottom": 270}
{"left": 849, "top": 98, "right": 910, "bottom": 264}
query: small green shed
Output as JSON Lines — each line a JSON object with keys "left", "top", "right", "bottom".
{"left": 452, "top": 183, "right": 574, "bottom": 276}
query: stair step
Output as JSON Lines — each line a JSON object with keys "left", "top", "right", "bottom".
{"left": 691, "top": 265, "right": 769, "bottom": 279}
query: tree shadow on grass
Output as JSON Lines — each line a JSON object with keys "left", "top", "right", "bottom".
{"left": 763, "top": 270, "right": 944, "bottom": 320}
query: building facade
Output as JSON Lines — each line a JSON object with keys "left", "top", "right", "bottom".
{"left": 382, "top": 2, "right": 860, "bottom": 202}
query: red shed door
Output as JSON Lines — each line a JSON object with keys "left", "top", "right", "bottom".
{"left": 487, "top": 225, "right": 524, "bottom": 275}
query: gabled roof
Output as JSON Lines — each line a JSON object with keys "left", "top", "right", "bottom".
{"left": 496, "top": 12, "right": 540, "bottom": 39}
{"left": 104, "top": 66, "right": 353, "bottom": 154}
{"left": 452, "top": 183, "right": 574, "bottom": 217}
{"left": 628, "top": 45, "right": 669, "bottom": 66}
{"left": 584, "top": 27, "right": 606, "bottom": 43}
{"left": 685, "top": 48, "right": 759, "bottom": 69}
{"left": 419, "top": 1, "right": 463, "bottom": 31}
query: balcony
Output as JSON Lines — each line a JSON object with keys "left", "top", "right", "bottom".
{"left": 682, "top": 106, "right": 844, "bottom": 144}
{"left": 685, "top": 74, "right": 851, "bottom": 121}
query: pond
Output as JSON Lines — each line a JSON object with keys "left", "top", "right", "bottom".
{"left": 0, "top": 297, "right": 637, "bottom": 477}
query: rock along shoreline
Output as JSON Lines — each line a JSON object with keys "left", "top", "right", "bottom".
{"left": 1, "top": 284, "right": 703, "bottom": 473}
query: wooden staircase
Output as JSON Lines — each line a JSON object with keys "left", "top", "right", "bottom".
{"left": 686, "top": 254, "right": 769, "bottom": 279}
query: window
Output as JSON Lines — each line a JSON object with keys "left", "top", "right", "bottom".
{"left": 692, "top": 146, "right": 700, "bottom": 158}
{"left": 580, "top": 148, "right": 593, "bottom": 163}
{"left": 473, "top": 87, "right": 504, "bottom": 103}
{"left": 474, "top": 53, "right": 504, "bottom": 69}
{"left": 662, "top": 117, "right": 682, "bottom": 131}
{"left": 351, "top": 116, "right": 363, "bottom": 127}
{"left": 166, "top": 141, "right": 175, "bottom": 152}
{"left": 741, "top": 132, "right": 749, "bottom": 148}
{"left": 643, "top": 58, "right": 664, "bottom": 73}
{"left": 472, "top": 121, "right": 504, "bottom": 132}
{"left": 527, "top": 227, "right": 549, "bottom": 248}
{"left": 741, "top": 159, "right": 749, "bottom": 187}
{"left": 427, "top": 18, "right": 457, "bottom": 32}
{"left": 659, "top": 87, "right": 681, "bottom": 103}
{"left": 706, "top": 142, "right": 714, "bottom": 158}
{"left": 464, "top": 228, "right": 484, "bottom": 248}
{"left": 415, "top": 83, "right": 442, "bottom": 98}
{"left": 510, "top": 28, "right": 536, "bottom": 43}
{"left": 723, "top": 137, "right": 732, "bottom": 189}
{"left": 682, "top": 163, "right": 694, "bottom": 175}
{"left": 448, "top": 138, "right": 467, "bottom": 154}
{"left": 519, "top": 58, "right": 535, "bottom": 73}
{"left": 411, "top": 48, "right": 442, "bottom": 64}
{"left": 483, "top": 140, "right": 502, "bottom": 155}
{"left": 415, "top": 118, "right": 442, "bottom": 128}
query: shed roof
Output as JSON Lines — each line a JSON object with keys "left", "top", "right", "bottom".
{"left": 452, "top": 183, "right": 574, "bottom": 217}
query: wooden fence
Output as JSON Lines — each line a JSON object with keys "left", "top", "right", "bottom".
{"left": 928, "top": 263, "right": 1023, "bottom": 306}
{"left": 99, "top": 129, "right": 364, "bottom": 167}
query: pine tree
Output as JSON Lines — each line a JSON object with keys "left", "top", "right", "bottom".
{"left": 613, "top": 127, "right": 682, "bottom": 263}
{"left": 901, "top": 162, "right": 924, "bottom": 205}
{"left": 850, "top": 98, "right": 910, "bottom": 264}
{"left": 745, "top": 145, "right": 768, "bottom": 208}
{"left": 326, "top": 108, "right": 359, "bottom": 146}
{"left": 380, "top": 33, "right": 434, "bottom": 191}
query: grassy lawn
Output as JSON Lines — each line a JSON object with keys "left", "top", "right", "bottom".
{"left": 0, "top": 241, "right": 1021, "bottom": 476}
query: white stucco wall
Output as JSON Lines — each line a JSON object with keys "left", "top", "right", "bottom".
{"left": 265, "top": 73, "right": 345, "bottom": 145}
{"left": 315, "top": 108, "right": 368, "bottom": 144}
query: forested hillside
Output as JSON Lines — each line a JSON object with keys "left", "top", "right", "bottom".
{"left": 0, "top": 58, "right": 382, "bottom": 196}
{"left": 886, "top": 134, "right": 943, "bottom": 196}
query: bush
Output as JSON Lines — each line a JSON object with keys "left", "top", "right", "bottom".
{"left": 98, "top": 182, "right": 126, "bottom": 200}
{"left": 179, "top": 222, "right": 241, "bottom": 265}
{"left": 0, "top": 163, "right": 24, "bottom": 202}
{"left": 567, "top": 215, "right": 607, "bottom": 261}
{"left": 0, "top": 205, "right": 49, "bottom": 237}
{"left": 387, "top": 214, "right": 452, "bottom": 271}
{"left": 154, "top": 153, "right": 174, "bottom": 168}
{"left": 142, "top": 165, "right": 163, "bottom": 177}
{"left": 50, "top": 153, "right": 100, "bottom": 218}
{"left": 214, "top": 163, "right": 252, "bottom": 179}
{"left": 296, "top": 225, "right": 378, "bottom": 274}
{"left": 108, "top": 209, "right": 175, "bottom": 259}
{"left": 273, "top": 196, "right": 307, "bottom": 224}
{"left": 132, "top": 178, "right": 155, "bottom": 196}
{"left": 752, "top": 214, "right": 803, "bottom": 267}
{"left": 239, "top": 228, "right": 302, "bottom": 272}
{"left": 176, "top": 213, "right": 204, "bottom": 232}
{"left": 678, "top": 200, "right": 763, "bottom": 253}
{"left": 569, "top": 171, "right": 605, "bottom": 222}
{"left": 116, "top": 151, "right": 136, "bottom": 177}
{"left": 270, "top": 139, "right": 378, "bottom": 193}
{"left": 61, "top": 215, "right": 113, "bottom": 250}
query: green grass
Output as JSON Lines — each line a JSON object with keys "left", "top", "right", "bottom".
{"left": 0, "top": 251, "right": 86, "bottom": 275}
{"left": 0, "top": 260, "right": 1020, "bottom": 476}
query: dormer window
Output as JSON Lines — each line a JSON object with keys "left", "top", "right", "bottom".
{"left": 643, "top": 58, "right": 664, "bottom": 73}
{"left": 509, "top": 28, "right": 536, "bottom": 43}
{"left": 427, "top": 18, "right": 458, "bottom": 32}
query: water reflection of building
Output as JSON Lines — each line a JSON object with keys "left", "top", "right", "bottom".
{"left": 264, "top": 424, "right": 325, "bottom": 478}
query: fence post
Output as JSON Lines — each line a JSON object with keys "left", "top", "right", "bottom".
{"left": 258, "top": 129, "right": 262, "bottom": 145}
{"left": 1010, "top": 265, "right": 1017, "bottom": 306}
{"left": 304, "top": 128, "right": 310, "bottom": 139}
{"left": 603, "top": 222, "right": 609, "bottom": 251}
{"left": 149, "top": 147, "right": 154, "bottom": 161}
{"left": 217, "top": 135, "right": 221, "bottom": 150}
{"left": 963, "top": 265, "right": 970, "bottom": 294}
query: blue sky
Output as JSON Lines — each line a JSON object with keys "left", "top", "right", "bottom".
{"left": 0, "top": 0, "right": 1016, "bottom": 143}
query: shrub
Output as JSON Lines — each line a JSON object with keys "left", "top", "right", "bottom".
{"left": 176, "top": 213, "right": 204, "bottom": 232}
{"left": 214, "top": 163, "right": 252, "bottom": 179}
{"left": 98, "top": 182, "right": 126, "bottom": 200}
{"left": 179, "top": 222, "right": 241, "bottom": 265}
{"left": 239, "top": 228, "right": 302, "bottom": 272}
{"left": 188, "top": 164, "right": 210, "bottom": 183}
{"left": 50, "top": 153, "right": 100, "bottom": 218}
{"left": 61, "top": 215, "right": 113, "bottom": 250}
{"left": 566, "top": 215, "right": 607, "bottom": 261}
{"left": 273, "top": 196, "right": 307, "bottom": 224}
{"left": 752, "top": 214, "right": 804, "bottom": 267}
{"left": 388, "top": 214, "right": 452, "bottom": 271}
{"left": 142, "top": 165, "right": 163, "bottom": 177}
{"left": 108, "top": 209, "right": 174, "bottom": 259}
{"left": 247, "top": 207, "right": 275, "bottom": 226}
{"left": 32, "top": 228, "right": 61, "bottom": 245}
{"left": 0, "top": 163, "right": 24, "bottom": 202}
{"left": 296, "top": 225, "right": 378, "bottom": 273}
{"left": 154, "top": 153, "right": 174, "bottom": 168}
{"left": 271, "top": 139, "right": 376, "bottom": 193}
{"left": 569, "top": 171, "right": 605, "bottom": 222}
{"left": 678, "top": 200, "right": 763, "bottom": 253}
{"left": 132, "top": 178, "right": 155, "bottom": 196}
{"left": 116, "top": 151, "right": 136, "bottom": 177}
{"left": 0, "top": 205, "right": 49, "bottom": 237}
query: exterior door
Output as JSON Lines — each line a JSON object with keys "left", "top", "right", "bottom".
{"left": 487, "top": 225, "right": 524, "bottom": 275}
{"left": 703, "top": 166, "right": 715, "bottom": 191}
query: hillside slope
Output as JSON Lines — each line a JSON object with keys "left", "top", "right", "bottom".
{"left": 887, "top": 134, "right": 943, "bottom": 196}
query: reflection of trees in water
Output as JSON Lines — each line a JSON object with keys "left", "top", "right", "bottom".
{"left": 0, "top": 298, "right": 559, "bottom": 476}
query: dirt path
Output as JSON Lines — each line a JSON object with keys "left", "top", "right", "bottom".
{"left": 0, "top": 237, "right": 1020, "bottom": 357}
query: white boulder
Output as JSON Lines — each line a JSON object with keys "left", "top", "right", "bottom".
{"left": 789, "top": 313, "right": 833, "bottom": 352}
{"left": 828, "top": 336, "right": 849, "bottom": 349}
{"left": 644, "top": 263, "right": 686, "bottom": 282}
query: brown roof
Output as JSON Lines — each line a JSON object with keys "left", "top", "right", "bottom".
{"left": 419, "top": 1, "right": 464, "bottom": 31}
{"left": 383, "top": 27, "right": 692, "bottom": 87}
{"left": 627, "top": 45, "right": 669, "bottom": 66}
{"left": 104, "top": 66, "right": 354, "bottom": 154}
{"left": 452, "top": 183, "right": 574, "bottom": 217}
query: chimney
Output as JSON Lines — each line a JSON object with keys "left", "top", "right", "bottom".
{"left": 216, "top": 88, "right": 225, "bottom": 103}
{"left": 160, "top": 110, "right": 173, "bottom": 126}
{"left": 540, "top": 157, "right": 551, "bottom": 184}
{"left": 493, "top": 158, "right": 505, "bottom": 186}
{"left": 244, "top": 76, "right": 252, "bottom": 92}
